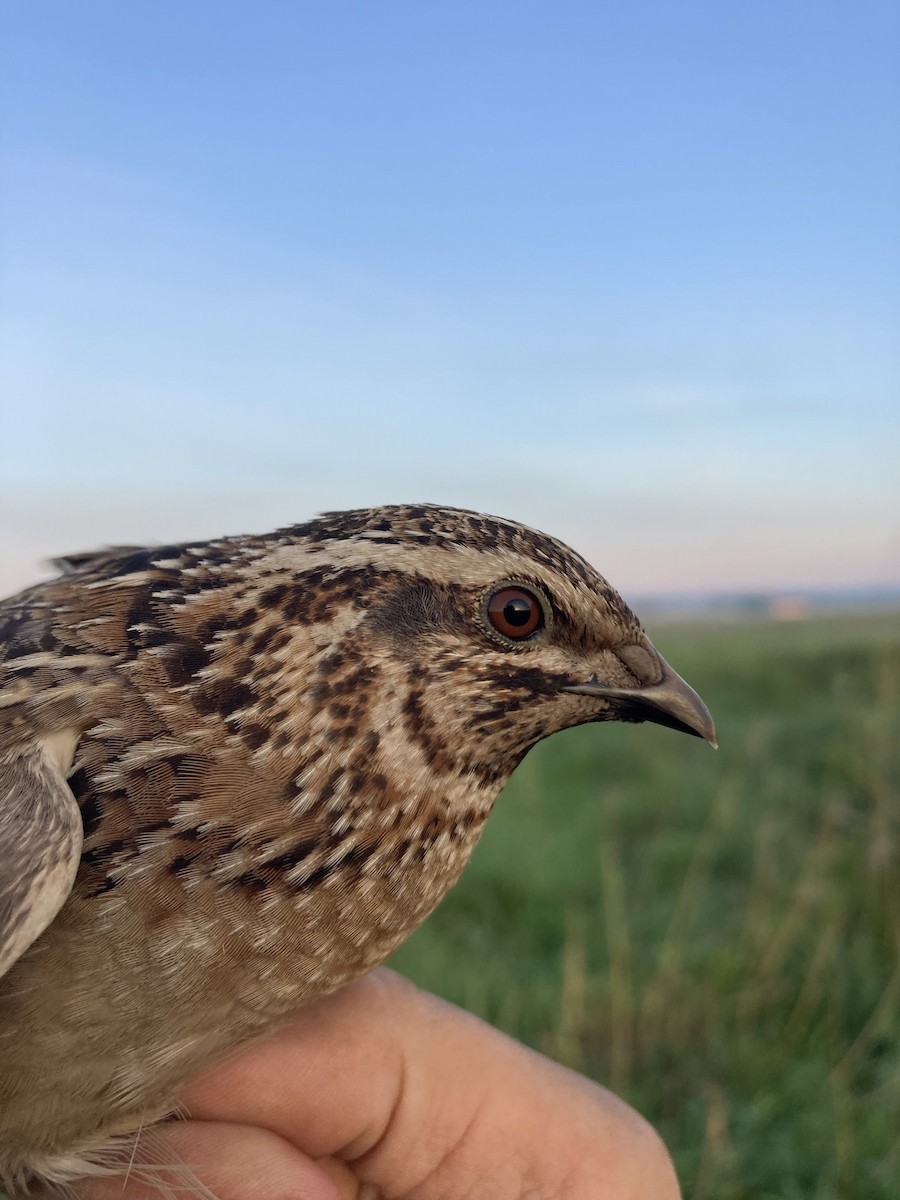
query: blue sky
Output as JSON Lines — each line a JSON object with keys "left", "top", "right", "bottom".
{"left": 1, "top": 1, "right": 898, "bottom": 596}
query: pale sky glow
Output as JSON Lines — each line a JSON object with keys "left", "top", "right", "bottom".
{"left": 1, "top": 1, "right": 898, "bottom": 598}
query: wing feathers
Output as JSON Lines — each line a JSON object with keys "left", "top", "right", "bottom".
{"left": 0, "top": 735, "right": 82, "bottom": 979}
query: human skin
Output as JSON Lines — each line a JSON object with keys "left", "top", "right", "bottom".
{"left": 71, "top": 969, "right": 682, "bottom": 1200}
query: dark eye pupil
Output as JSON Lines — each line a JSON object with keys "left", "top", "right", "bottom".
{"left": 485, "top": 586, "right": 544, "bottom": 641}
{"left": 503, "top": 598, "right": 533, "bottom": 626}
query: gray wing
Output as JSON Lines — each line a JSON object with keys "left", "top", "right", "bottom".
{"left": 0, "top": 735, "right": 83, "bottom": 979}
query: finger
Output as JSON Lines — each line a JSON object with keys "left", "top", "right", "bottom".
{"left": 181, "top": 971, "right": 415, "bottom": 1160}
{"left": 181, "top": 969, "right": 680, "bottom": 1199}
{"left": 64, "top": 1119, "right": 344, "bottom": 1200}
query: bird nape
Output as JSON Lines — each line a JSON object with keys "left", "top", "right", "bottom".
{"left": 0, "top": 503, "right": 715, "bottom": 1194}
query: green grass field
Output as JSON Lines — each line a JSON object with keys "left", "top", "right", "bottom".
{"left": 391, "top": 612, "right": 900, "bottom": 1200}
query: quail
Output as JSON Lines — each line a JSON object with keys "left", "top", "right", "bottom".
{"left": 0, "top": 504, "right": 715, "bottom": 1194}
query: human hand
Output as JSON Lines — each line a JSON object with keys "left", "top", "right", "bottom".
{"left": 73, "top": 969, "right": 680, "bottom": 1200}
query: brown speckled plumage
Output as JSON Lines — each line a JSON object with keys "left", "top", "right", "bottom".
{"left": 0, "top": 504, "right": 715, "bottom": 1193}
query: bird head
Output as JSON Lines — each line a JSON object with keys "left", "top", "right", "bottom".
{"left": 270, "top": 504, "right": 716, "bottom": 787}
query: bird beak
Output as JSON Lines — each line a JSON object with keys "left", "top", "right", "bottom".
{"left": 562, "top": 649, "right": 717, "bottom": 747}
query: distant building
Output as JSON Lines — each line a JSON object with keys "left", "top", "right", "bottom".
{"left": 769, "top": 595, "right": 813, "bottom": 621}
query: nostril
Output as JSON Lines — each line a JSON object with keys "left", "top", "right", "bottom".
{"left": 615, "top": 643, "right": 664, "bottom": 687}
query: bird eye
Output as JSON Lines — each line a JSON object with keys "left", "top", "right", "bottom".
{"left": 485, "top": 587, "right": 544, "bottom": 641}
